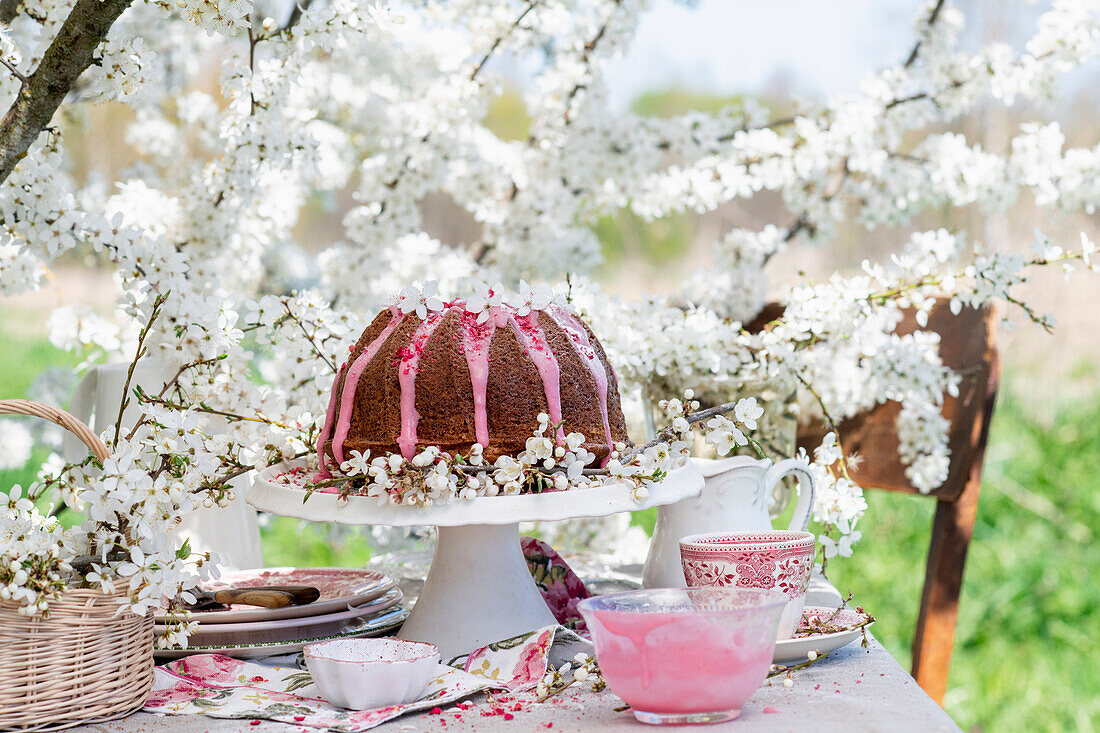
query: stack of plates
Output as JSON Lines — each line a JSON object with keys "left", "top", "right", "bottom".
{"left": 154, "top": 567, "right": 408, "bottom": 660}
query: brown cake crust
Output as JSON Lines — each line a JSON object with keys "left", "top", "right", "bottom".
{"left": 318, "top": 302, "right": 630, "bottom": 469}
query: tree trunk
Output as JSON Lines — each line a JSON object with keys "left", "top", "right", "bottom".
{"left": 0, "top": 0, "right": 133, "bottom": 184}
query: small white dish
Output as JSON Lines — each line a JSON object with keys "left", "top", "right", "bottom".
{"left": 304, "top": 637, "right": 440, "bottom": 710}
{"left": 772, "top": 606, "right": 872, "bottom": 664}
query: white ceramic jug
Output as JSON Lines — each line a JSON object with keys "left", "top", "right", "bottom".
{"left": 64, "top": 360, "right": 264, "bottom": 570}
{"left": 641, "top": 456, "right": 815, "bottom": 588}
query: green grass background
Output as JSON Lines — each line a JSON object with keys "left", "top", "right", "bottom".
{"left": 2, "top": 309, "right": 1097, "bottom": 732}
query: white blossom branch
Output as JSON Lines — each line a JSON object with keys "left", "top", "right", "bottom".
{"left": 0, "top": 0, "right": 134, "bottom": 183}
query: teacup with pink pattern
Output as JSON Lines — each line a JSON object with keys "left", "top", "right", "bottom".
{"left": 679, "top": 530, "right": 816, "bottom": 639}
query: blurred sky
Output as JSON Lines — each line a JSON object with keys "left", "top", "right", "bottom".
{"left": 606, "top": 0, "right": 914, "bottom": 108}
{"left": 602, "top": 0, "right": 1065, "bottom": 110}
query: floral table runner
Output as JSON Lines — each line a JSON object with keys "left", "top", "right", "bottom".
{"left": 144, "top": 624, "right": 588, "bottom": 730}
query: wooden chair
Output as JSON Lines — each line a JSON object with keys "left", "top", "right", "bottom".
{"left": 789, "top": 300, "right": 1001, "bottom": 705}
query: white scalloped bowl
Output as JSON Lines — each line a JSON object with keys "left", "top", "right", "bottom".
{"left": 304, "top": 638, "right": 441, "bottom": 710}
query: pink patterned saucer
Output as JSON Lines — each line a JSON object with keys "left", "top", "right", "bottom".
{"left": 773, "top": 607, "right": 872, "bottom": 664}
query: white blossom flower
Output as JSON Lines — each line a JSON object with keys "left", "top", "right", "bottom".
{"left": 705, "top": 415, "right": 747, "bottom": 456}
{"left": 734, "top": 398, "right": 764, "bottom": 430}
{"left": 340, "top": 449, "right": 372, "bottom": 476}
{"left": 508, "top": 280, "right": 554, "bottom": 317}
{"left": 525, "top": 436, "right": 554, "bottom": 461}
{"left": 397, "top": 281, "right": 445, "bottom": 320}
{"left": 466, "top": 281, "right": 505, "bottom": 322}
{"left": 493, "top": 455, "right": 524, "bottom": 485}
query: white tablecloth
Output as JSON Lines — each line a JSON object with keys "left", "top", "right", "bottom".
{"left": 73, "top": 632, "right": 958, "bottom": 733}
{"left": 70, "top": 565, "right": 959, "bottom": 733}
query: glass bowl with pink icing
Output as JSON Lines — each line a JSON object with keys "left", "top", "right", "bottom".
{"left": 578, "top": 587, "right": 786, "bottom": 726}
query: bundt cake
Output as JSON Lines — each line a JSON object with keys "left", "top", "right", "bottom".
{"left": 316, "top": 299, "right": 630, "bottom": 475}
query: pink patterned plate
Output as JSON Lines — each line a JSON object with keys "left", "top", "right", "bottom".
{"left": 154, "top": 567, "right": 396, "bottom": 624}
{"left": 772, "top": 607, "right": 872, "bottom": 664}
{"left": 152, "top": 606, "right": 409, "bottom": 660}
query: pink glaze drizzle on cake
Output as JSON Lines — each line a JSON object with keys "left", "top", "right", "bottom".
{"left": 330, "top": 307, "right": 405, "bottom": 465}
{"left": 460, "top": 310, "right": 497, "bottom": 447}
{"left": 547, "top": 305, "right": 614, "bottom": 463}
{"left": 315, "top": 359, "right": 347, "bottom": 478}
{"left": 505, "top": 312, "right": 565, "bottom": 444}
{"left": 318, "top": 301, "right": 627, "bottom": 467}
{"left": 397, "top": 311, "right": 447, "bottom": 458}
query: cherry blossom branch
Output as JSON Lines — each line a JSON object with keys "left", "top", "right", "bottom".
{"left": 904, "top": 0, "right": 948, "bottom": 68}
{"left": 283, "top": 300, "right": 338, "bottom": 373}
{"left": 623, "top": 398, "right": 768, "bottom": 461}
{"left": 469, "top": 0, "right": 538, "bottom": 82}
{"left": 560, "top": 0, "right": 623, "bottom": 126}
{"left": 256, "top": 0, "right": 316, "bottom": 42}
{"left": 0, "top": 0, "right": 134, "bottom": 183}
{"left": 767, "top": 650, "right": 833, "bottom": 678}
{"left": 375, "top": 0, "right": 544, "bottom": 204}
{"left": 213, "top": 450, "right": 309, "bottom": 488}
{"left": 0, "top": 56, "right": 27, "bottom": 83}
{"left": 864, "top": 248, "right": 1089, "bottom": 331}
{"left": 138, "top": 393, "right": 295, "bottom": 431}
{"left": 817, "top": 590, "right": 853, "bottom": 627}
{"left": 247, "top": 25, "right": 259, "bottom": 115}
{"left": 756, "top": 0, "right": 951, "bottom": 247}
{"left": 111, "top": 293, "right": 168, "bottom": 451}
{"left": 123, "top": 354, "right": 228, "bottom": 443}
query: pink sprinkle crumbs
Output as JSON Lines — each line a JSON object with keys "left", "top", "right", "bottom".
{"left": 293, "top": 716, "right": 305, "bottom": 722}
{"left": 763, "top": 707, "right": 780, "bottom": 714}
{"left": 430, "top": 707, "right": 443, "bottom": 715}
{"left": 814, "top": 684, "right": 821, "bottom": 690}
{"left": 503, "top": 713, "right": 515, "bottom": 721}
{"left": 250, "top": 721, "right": 261, "bottom": 726}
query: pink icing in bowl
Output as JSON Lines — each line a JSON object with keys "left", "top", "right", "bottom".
{"left": 578, "top": 587, "right": 785, "bottom": 726}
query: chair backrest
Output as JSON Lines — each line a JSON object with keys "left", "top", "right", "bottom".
{"left": 787, "top": 299, "right": 1000, "bottom": 704}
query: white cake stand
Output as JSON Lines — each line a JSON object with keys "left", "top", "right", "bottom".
{"left": 249, "top": 458, "right": 703, "bottom": 658}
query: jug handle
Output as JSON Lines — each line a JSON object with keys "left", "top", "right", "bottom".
{"left": 63, "top": 368, "right": 99, "bottom": 464}
{"left": 762, "top": 458, "right": 816, "bottom": 532}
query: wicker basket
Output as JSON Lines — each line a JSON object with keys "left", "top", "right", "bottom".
{"left": 0, "top": 399, "right": 154, "bottom": 732}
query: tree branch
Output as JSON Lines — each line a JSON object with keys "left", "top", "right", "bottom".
{"left": 0, "top": 0, "right": 134, "bottom": 184}
{"left": 281, "top": 0, "right": 314, "bottom": 37}
{"left": 0, "top": 56, "right": 27, "bottom": 83}
{"left": 560, "top": 0, "right": 622, "bottom": 127}
{"left": 470, "top": 0, "right": 537, "bottom": 81}
{"left": 904, "top": 0, "right": 947, "bottom": 69}
{"left": 0, "top": 0, "right": 20, "bottom": 24}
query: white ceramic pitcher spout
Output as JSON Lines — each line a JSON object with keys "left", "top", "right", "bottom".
{"left": 641, "top": 456, "right": 815, "bottom": 588}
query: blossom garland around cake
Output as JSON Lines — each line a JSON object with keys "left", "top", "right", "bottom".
{"left": 292, "top": 392, "right": 762, "bottom": 508}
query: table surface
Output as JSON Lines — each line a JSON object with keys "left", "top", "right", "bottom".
{"left": 73, "top": 634, "right": 958, "bottom": 733}
{"left": 71, "top": 568, "right": 961, "bottom": 733}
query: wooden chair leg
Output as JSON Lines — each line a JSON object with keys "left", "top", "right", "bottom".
{"left": 911, "top": 474, "right": 982, "bottom": 704}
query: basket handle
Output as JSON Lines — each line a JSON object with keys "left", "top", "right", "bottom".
{"left": 0, "top": 399, "right": 110, "bottom": 461}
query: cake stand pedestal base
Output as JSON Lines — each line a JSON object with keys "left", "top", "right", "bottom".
{"left": 396, "top": 523, "right": 555, "bottom": 660}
